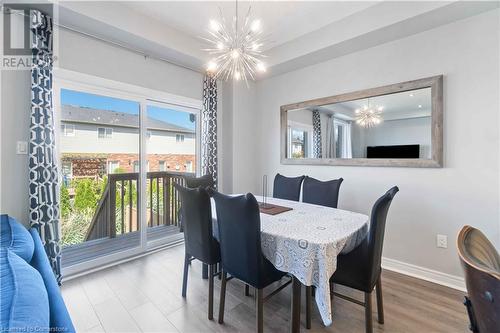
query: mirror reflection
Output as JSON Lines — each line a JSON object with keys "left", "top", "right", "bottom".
{"left": 286, "top": 87, "right": 432, "bottom": 160}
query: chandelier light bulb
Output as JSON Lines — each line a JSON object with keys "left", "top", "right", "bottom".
{"left": 207, "top": 61, "right": 217, "bottom": 72}
{"left": 234, "top": 71, "right": 241, "bottom": 80}
{"left": 256, "top": 62, "right": 266, "bottom": 72}
{"left": 231, "top": 49, "right": 240, "bottom": 59}
{"left": 216, "top": 42, "right": 225, "bottom": 50}
{"left": 250, "top": 19, "right": 261, "bottom": 32}
{"left": 209, "top": 19, "right": 220, "bottom": 32}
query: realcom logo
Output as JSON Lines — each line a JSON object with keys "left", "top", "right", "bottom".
{"left": 1, "top": 3, "right": 53, "bottom": 70}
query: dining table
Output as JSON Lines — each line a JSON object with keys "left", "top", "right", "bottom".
{"left": 211, "top": 195, "right": 369, "bottom": 332}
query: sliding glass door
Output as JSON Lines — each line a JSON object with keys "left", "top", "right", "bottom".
{"left": 55, "top": 77, "right": 201, "bottom": 273}
{"left": 145, "top": 101, "right": 199, "bottom": 248}
{"left": 58, "top": 88, "right": 142, "bottom": 267}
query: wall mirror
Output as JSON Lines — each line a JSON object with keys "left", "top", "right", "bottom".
{"left": 281, "top": 76, "right": 443, "bottom": 167}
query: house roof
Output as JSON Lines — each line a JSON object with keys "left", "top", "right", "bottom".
{"left": 61, "top": 104, "right": 195, "bottom": 133}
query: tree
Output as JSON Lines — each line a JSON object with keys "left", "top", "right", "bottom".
{"left": 60, "top": 184, "right": 71, "bottom": 218}
{"left": 73, "top": 178, "right": 100, "bottom": 212}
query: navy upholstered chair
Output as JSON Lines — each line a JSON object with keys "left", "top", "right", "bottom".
{"left": 273, "top": 173, "right": 304, "bottom": 201}
{"left": 302, "top": 176, "right": 343, "bottom": 208}
{"left": 328, "top": 186, "right": 399, "bottom": 333}
{"left": 174, "top": 184, "right": 220, "bottom": 320}
{"left": 185, "top": 174, "right": 215, "bottom": 189}
{"left": 211, "top": 191, "right": 289, "bottom": 332}
{"left": 184, "top": 174, "right": 217, "bottom": 278}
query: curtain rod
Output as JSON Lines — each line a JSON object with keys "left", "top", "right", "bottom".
{"left": 6, "top": 8, "right": 204, "bottom": 74}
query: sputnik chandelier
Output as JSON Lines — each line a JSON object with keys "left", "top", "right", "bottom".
{"left": 203, "top": 0, "right": 267, "bottom": 82}
{"left": 355, "top": 99, "right": 384, "bottom": 128}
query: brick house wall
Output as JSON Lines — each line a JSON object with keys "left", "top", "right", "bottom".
{"left": 62, "top": 153, "right": 196, "bottom": 178}
{"left": 107, "top": 153, "right": 196, "bottom": 173}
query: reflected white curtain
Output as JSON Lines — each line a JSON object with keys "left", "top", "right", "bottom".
{"left": 344, "top": 121, "right": 353, "bottom": 158}
{"left": 325, "top": 116, "right": 335, "bottom": 158}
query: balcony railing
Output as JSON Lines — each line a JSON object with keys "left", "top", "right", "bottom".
{"left": 85, "top": 171, "right": 194, "bottom": 241}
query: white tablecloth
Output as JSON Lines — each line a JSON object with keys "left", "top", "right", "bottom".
{"left": 212, "top": 195, "right": 369, "bottom": 326}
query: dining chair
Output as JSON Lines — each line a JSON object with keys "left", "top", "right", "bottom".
{"left": 174, "top": 184, "right": 220, "bottom": 320}
{"left": 323, "top": 186, "right": 399, "bottom": 333}
{"left": 185, "top": 174, "right": 215, "bottom": 189}
{"left": 457, "top": 225, "right": 500, "bottom": 333}
{"left": 273, "top": 173, "right": 305, "bottom": 201}
{"left": 211, "top": 191, "right": 290, "bottom": 333}
{"left": 302, "top": 176, "right": 343, "bottom": 208}
{"left": 184, "top": 174, "right": 216, "bottom": 278}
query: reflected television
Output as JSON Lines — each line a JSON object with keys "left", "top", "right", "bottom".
{"left": 367, "top": 144, "right": 420, "bottom": 159}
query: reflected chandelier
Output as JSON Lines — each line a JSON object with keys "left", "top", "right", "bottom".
{"left": 355, "top": 100, "right": 384, "bottom": 128}
{"left": 203, "top": 0, "right": 267, "bottom": 82}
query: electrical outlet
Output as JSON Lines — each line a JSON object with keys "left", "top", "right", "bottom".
{"left": 436, "top": 234, "right": 447, "bottom": 249}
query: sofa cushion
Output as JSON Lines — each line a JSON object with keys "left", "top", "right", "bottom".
{"left": 29, "top": 229, "right": 75, "bottom": 332}
{"left": 0, "top": 215, "right": 34, "bottom": 263}
{"left": 0, "top": 248, "right": 50, "bottom": 332}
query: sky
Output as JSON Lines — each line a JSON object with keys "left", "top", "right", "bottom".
{"left": 61, "top": 89, "right": 196, "bottom": 130}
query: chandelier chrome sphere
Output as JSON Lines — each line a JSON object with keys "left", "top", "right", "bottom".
{"left": 355, "top": 101, "right": 384, "bottom": 128}
{"left": 203, "top": 1, "right": 267, "bottom": 82}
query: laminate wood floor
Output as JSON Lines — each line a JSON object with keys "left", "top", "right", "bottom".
{"left": 61, "top": 244, "right": 468, "bottom": 333}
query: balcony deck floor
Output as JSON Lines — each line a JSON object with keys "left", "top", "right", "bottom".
{"left": 61, "top": 244, "right": 468, "bottom": 333}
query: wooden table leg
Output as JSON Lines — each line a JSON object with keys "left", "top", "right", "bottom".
{"left": 290, "top": 276, "right": 301, "bottom": 333}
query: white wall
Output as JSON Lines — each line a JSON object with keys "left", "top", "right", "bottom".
{"left": 59, "top": 123, "right": 195, "bottom": 155}
{"left": 0, "top": 27, "right": 204, "bottom": 226}
{"left": 359, "top": 117, "right": 432, "bottom": 159}
{"left": 247, "top": 9, "right": 500, "bottom": 279}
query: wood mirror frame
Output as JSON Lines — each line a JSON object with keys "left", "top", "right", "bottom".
{"left": 280, "top": 75, "right": 443, "bottom": 168}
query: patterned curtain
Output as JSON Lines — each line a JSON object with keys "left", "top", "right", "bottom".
{"left": 201, "top": 74, "right": 218, "bottom": 188}
{"left": 312, "top": 110, "right": 322, "bottom": 158}
{"left": 29, "top": 10, "right": 62, "bottom": 283}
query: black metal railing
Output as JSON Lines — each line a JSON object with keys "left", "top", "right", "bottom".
{"left": 85, "top": 171, "right": 194, "bottom": 241}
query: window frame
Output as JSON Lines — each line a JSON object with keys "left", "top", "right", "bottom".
{"left": 62, "top": 124, "right": 75, "bottom": 137}
{"left": 53, "top": 69, "right": 203, "bottom": 277}
{"left": 97, "top": 127, "right": 113, "bottom": 139}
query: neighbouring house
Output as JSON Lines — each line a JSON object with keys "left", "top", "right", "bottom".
{"left": 59, "top": 104, "right": 196, "bottom": 184}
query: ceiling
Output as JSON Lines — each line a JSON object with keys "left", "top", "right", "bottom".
{"left": 124, "top": 1, "right": 377, "bottom": 50}
{"left": 58, "top": 1, "right": 499, "bottom": 76}
{"left": 318, "top": 87, "right": 432, "bottom": 121}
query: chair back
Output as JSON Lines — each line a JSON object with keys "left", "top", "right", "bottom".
{"left": 302, "top": 176, "right": 343, "bottom": 208}
{"left": 457, "top": 226, "right": 500, "bottom": 333}
{"left": 185, "top": 174, "right": 215, "bottom": 189}
{"left": 174, "top": 184, "right": 219, "bottom": 264}
{"left": 211, "top": 191, "right": 267, "bottom": 286}
{"left": 366, "top": 186, "right": 399, "bottom": 284}
{"left": 273, "top": 173, "right": 304, "bottom": 201}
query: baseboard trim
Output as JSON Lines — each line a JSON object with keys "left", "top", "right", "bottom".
{"left": 382, "top": 257, "right": 466, "bottom": 292}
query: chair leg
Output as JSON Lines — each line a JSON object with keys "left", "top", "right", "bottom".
{"left": 305, "top": 286, "right": 312, "bottom": 329}
{"left": 245, "top": 284, "right": 250, "bottom": 296}
{"left": 202, "top": 263, "right": 209, "bottom": 279}
{"left": 182, "top": 253, "right": 189, "bottom": 297}
{"left": 208, "top": 264, "right": 214, "bottom": 320}
{"left": 365, "top": 292, "right": 373, "bottom": 333}
{"left": 218, "top": 271, "right": 227, "bottom": 324}
{"left": 256, "top": 288, "right": 263, "bottom": 333}
{"left": 376, "top": 275, "right": 384, "bottom": 324}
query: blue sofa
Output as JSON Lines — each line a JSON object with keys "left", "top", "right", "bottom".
{"left": 0, "top": 214, "right": 75, "bottom": 332}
